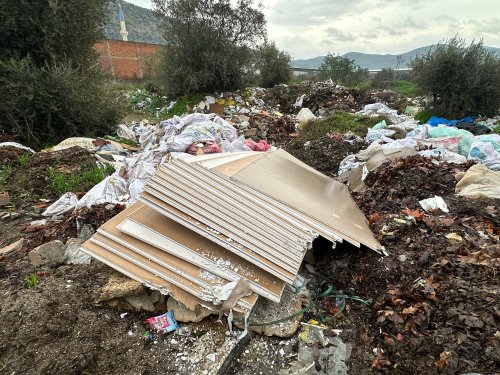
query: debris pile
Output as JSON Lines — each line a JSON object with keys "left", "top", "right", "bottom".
{"left": 81, "top": 150, "right": 381, "bottom": 320}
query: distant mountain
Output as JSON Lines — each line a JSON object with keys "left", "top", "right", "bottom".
{"left": 292, "top": 45, "right": 500, "bottom": 70}
{"left": 103, "top": 1, "right": 165, "bottom": 45}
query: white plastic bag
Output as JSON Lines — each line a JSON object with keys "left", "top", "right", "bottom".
{"left": 42, "top": 192, "right": 78, "bottom": 217}
{"left": 419, "top": 196, "right": 449, "bottom": 213}
{"left": 77, "top": 174, "right": 128, "bottom": 207}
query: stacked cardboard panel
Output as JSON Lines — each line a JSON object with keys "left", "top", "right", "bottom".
{"left": 82, "top": 150, "right": 382, "bottom": 316}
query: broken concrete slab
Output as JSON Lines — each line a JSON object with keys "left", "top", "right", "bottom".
{"left": 64, "top": 238, "right": 91, "bottom": 264}
{"left": 0, "top": 238, "right": 24, "bottom": 256}
{"left": 98, "top": 272, "right": 145, "bottom": 302}
{"left": 28, "top": 240, "right": 65, "bottom": 267}
{"left": 167, "top": 297, "right": 214, "bottom": 323}
{"left": 238, "top": 290, "right": 303, "bottom": 338}
{"left": 78, "top": 224, "right": 95, "bottom": 241}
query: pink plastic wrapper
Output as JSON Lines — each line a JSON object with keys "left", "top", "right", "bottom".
{"left": 144, "top": 310, "right": 179, "bottom": 333}
{"left": 244, "top": 139, "right": 272, "bottom": 152}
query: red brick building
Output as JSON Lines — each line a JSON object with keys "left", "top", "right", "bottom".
{"left": 94, "top": 39, "right": 161, "bottom": 80}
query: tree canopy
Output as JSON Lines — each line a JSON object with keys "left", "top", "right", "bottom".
{"left": 318, "top": 54, "right": 368, "bottom": 86}
{"left": 153, "top": 0, "right": 267, "bottom": 94}
{"left": 411, "top": 36, "right": 500, "bottom": 117}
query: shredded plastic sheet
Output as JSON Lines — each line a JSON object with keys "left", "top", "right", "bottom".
{"left": 365, "top": 128, "right": 396, "bottom": 144}
{"left": 0, "top": 142, "right": 36, "bottom": 153}
{"left": 419, "top": 196, "right": 449, "bottom": 213}
{"left": 426, "top": 116, "right": 474, "bottom": 127}
{"left": 468, "top": 142, "right": 500, "bottom": 170}
{"left": 144, "top": 310, "right": 179, "bottom": 333}
{"left": 42, "top": 192, "right": 78, "bottom": 217}
{"left": 293, "top": 94, "right": 305, "bottom": 108}
{"left": 419, "top": 147, "right": 467, "bottom": 164}
{"left": 77, "top": 174, "right": 128, "bottom": 208}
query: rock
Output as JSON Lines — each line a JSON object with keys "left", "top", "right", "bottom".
{"left": 64, "top": 238, "right": 91, "bottom": 264}
{"left": 78, "top": 224, "right": 95, "bottom": 241}
{"left": 0, "top": 192, "right": 11, "bottom": 207}
{"left": 98, "top": 273, "right": 145, "bottom": 302}
{"left": 28, "top": 240, "right": 65, "bottom": 267}
{"left": 126, "top": 290, "right": 155, "bottom": 312}
{"left": 167, "top": 297, "right": 213, "bottom": 323}
{"left": 0, "top": 238, "right": 24, "bottom": 256}
{"left": 236, "top": 290, "right": 303, "bottom": 338}
{"left": 244, "top": 129, "right": 257, "bottom": 137}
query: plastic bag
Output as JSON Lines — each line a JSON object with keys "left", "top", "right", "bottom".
{"left": 372, "top": 120, "right": 387, "bottom": 129}
{"left": 427, "top": 116, "right": 474, "bottom": 127}
{"left": 456, "top": 164, "right": 500, "bottom": 198}
{"left": 296, "top": 108, "right": 316, "bottom": 128}
{"left": 468, "top": 141, "right": 500, "bottom": 170}
{"left": 221, "top": 136, "right": 252, "bottom": 153}
{"left": 42, "top": 192, "right": 78, "bottom": 217}
{"left": 244, "top": 139, "right": 272, "bottom": 152}
{"left": 365, "top": 128, "right": 396, "bottom": 144}
{"left": 77, "top": 174, "right": 128, "bottom": 207}
{"left": 419, "top": 147, "right": 467, "bottom": 164}
{"left": 419, "top": 196, "right": 449, "bottom": 213}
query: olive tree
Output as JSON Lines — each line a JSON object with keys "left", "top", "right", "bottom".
{"left": 318, "top": 53, "right": 368, "bottom": 86}
{"left": 411, "top": 36, "right": 500, "bottom": 117}
{"left": 153, "top": 0, "right": 267, "bottom": 95}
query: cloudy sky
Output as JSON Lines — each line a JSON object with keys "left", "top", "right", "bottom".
{"left": 126, "top": 0, "right": 500, "bottom": 59}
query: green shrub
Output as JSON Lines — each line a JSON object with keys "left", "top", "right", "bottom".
{"left": 411, "top": 36, "right": 500, "bottom": 117}
{"left": 393, "top": 81, "right": 418, "bottom": 97}
{"left": 257, "top": 42, "right": 292, "bottom": 88}
{"left": 0, "top": 58, "right": 123, "bottom": 149}
{"left": 414, "top": 110, "right": 433, "bottom": 124}
{"left": 318, "top": 54, "right": 369, "bottom": 87}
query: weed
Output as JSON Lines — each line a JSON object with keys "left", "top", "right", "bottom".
{"left": 0, "top": 163, "right": 13, "bottom": 186}
{"left": 17, "top": 153, "right": 31, "bottom": 166}
{"left": 47, "top": 164, "right": 115, "bottom": 195}
{"left": 25, "top": 273, "right": 38, "bottom": 288}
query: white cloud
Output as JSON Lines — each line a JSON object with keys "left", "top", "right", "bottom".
{"left": 125, "top": 0, "right": 500, "bottom": 58}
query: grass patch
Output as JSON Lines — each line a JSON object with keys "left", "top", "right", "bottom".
{"left": 288, "top": 111, "right": 381, "bottom": 150}
{"left": 393, "top": 81, "right": 418, "bottom": 97}
{"left": 47, "top": 164, "right": 115, "bottom": 195}
{"left": 0, "top": 163, "right": 13, "bottom": 188}
{"left": 17, "top": 153, "right": 31, "bottom": 166}
{"left": 25, "top": 273, "right": 38, "bottom": 288}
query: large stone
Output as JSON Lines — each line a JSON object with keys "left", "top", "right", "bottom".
{"left": 28, "top": 240, "right": 65, "bottom": 267}
{"left": 167, "top": 297, "right": 213, "bottom": 323}
{"left": 236, "top": 290, "right": 303, "bottom": 338}
{"left": 98, "top": 273, "right": 145, "bottom": 302}
{"left": 126, "top": 290, "right": 155, "bottom": 312}
{"left": 0, "top": 192, "right": 11, "bottom": 207}
{"left": 0, "top": 238, "right": 24, "bottom": 256}
{"left": 64, "top": 238, "right": 91, "bottom": 264}
{"left": 77, "top": 224, "right": 95, "bottom": 241}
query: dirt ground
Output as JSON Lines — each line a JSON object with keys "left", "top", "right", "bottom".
{"left": 1, "top": 149, "right": 499, "bottom": 374}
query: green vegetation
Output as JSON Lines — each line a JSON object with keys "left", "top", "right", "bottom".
{"left": 0, "top": 164, "right": 13, "bottom": 187}
{"left": 0, "top": 0, "right": 122, "bottom": 149}
{"left": 414, "top": 110, "right": 434, "bottom": 124}
{"left": 288, "top": 111, "right": 381, "bottom": 150}
{"left": 126, "top": 88, "right": 203, "bottom": 120}
{"left": 257, "top": 42, "right": 292, "bottom": 88}
{"left": 318, "top": 54, "right": 369, "bottom": 87}
{"left": 393, "top": 81, "right": 418, "bottom": 97}
{"left": 153, "top": 0, "right": 267, "bottom": 95}
{"left": 17, "top": 153, "right": 30, "bottom": 166}
{"left": 412, "top": 36, "right": 500, "bottom": 117}
{"left": 47, "top": 164, "right": 115, "bottom": 195}
{"left": 25, "top": 273, "right": 38, "bottom": 288}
